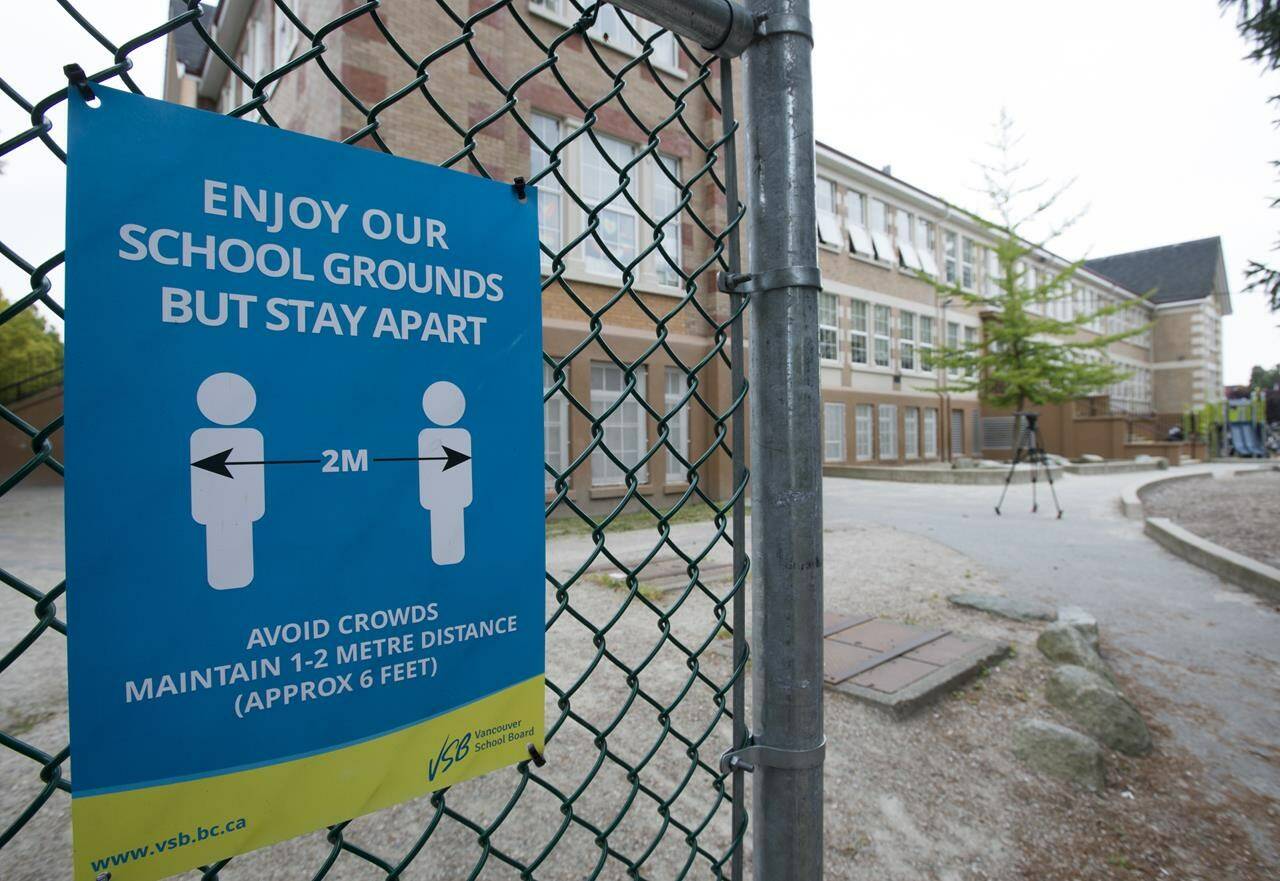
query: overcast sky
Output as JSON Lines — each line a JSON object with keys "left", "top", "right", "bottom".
{"left": 1, "top": 1, "right": 1276, "bottom": 383}
{"left": 812, "top": 0, "right": 1280, "bottom": 385}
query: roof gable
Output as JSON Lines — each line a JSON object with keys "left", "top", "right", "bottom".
{"left": 1084, "top": 237, "right": 1226, "bottom": 305}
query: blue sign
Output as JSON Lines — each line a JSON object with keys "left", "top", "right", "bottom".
{"left": 64, "top": 86, "right": 545, "bottom": 881}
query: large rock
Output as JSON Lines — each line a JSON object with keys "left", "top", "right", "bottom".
{"left": 1045, "top": 666, "right": 1152, "bottom": 756}
{"left": 948, "top": 593, "right": 1056, "bottom": 622}
{"left": 1057, "top": 606, "right": 1100, "bottom": 652}
{"left": 1012, "top": 718, "right": 1106, "bottom": 791}
{"left": 1037, "top": 622, "right": 1113, "bottom": 683}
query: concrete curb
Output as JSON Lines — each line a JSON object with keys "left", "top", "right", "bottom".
{"left": 1119, "top": 464, "right": 1280, "bottom": 520}
{"left": 1063, "top": 460, "right": 1164, "bottom": 476}
{"left": 1144, "top": 517, "right": 1280, "bottom": 603}
{"left": 1119, "top": 470, "right": 1214, "bottom": 520}
{"left": 824, "top": 465, "right": 1061, "bottom": 485}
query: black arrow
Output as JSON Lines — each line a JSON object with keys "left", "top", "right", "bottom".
{"left": 371, "top": 447, "right": 471, "bottom": 471}
{"left": 191, "top": 446, "right": 471, "bottom": 478}
{"left": 191, "top": 449, "right": 322, "bottom": 478}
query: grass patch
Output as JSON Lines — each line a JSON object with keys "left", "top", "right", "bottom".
{"left": 546, "top": 501, "right": 737, "bottom": 539}
{"left": 586, "top": 572, "right": 667, "bottom": 603}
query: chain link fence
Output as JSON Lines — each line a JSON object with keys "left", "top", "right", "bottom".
{"left": 0, "top": 1, "right": 752, "bottom": 877}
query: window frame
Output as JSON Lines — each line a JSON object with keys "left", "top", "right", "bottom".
{"left": 580, "top": 133, "right": 640, "bottom": 278}
{"left": 923, "top": 408, "right": 939, "bottom": 458}
{"left": 877, "top": 404, "right": 898, "bottom": 460}
{"left": 663, "top": 366, "right": 690, "bottom": 483}
{"left": 543, "top": 361, "right": 569, "bottom": 491}
{"left": 823, "top": 402, "right": 846, "bottom": 463}
{"left": 816, "top": 177, "right": 841, "bottom": 248}
{"left": 904, "top": 407, "right": 920, "bottom": 459}
{"left": 873, "top": 304, "right": 892, "bottom": 368}
{"left": 855, "top": 404, "right": 874, "bottom": 460}
{"left": 651, "top": 153, "right": 683, "bottom": 288}
{"left": 530, "top": 113, "right": 564, "bottom": 267}
{"left": 590, "top": 362, "right": 649, "bottom": 487}
{"left": 899, "top": 311, "right": 916, "bottom": 372}
{"left": 818, "top": 292, "right": 840, "bottom": 362}
{"left": 849, "top": 299, "right": 868, "bottom": 365}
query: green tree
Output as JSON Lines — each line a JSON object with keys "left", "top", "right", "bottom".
{"left": 1221, "top": 0, "right": 1280, "bottom": 310}
{"left": 0, "top": 294, "right": 64, "bottom": 390}
{"left": 926, "top": 114, "right": 1147, "bottom": 414}
{"left": 1249, "top": 362, "right": 1280, "bottom": 389}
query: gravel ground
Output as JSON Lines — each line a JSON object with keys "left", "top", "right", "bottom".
{"left": 1142, "top": 470, "right": 1280, "bottom": 569}
{"left": 1, "top": 487, "right": 1276, "bottom": 880}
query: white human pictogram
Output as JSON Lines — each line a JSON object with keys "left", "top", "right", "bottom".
{"left": 191, "top": 372, "right": 264, "bottom": 589}
{"left": 418, "top": 381, "right": 472, "bottom": 565}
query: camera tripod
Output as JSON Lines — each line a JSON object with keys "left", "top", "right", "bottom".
{"left": 994, "top": 412, "right": 1063, "bottom": 518}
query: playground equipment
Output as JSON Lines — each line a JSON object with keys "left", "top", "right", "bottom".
{"left": 1223, "top": 392, "right": 1268, "bottom": 458}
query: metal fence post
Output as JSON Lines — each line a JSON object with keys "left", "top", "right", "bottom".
{"left": 742, "top": 1, "right": 825, "bottom": 880}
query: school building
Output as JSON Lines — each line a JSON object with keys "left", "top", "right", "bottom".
{"left": 160, "top": 0, "right": 1230, "bottom": 506}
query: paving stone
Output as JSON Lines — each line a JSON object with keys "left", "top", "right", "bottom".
{"left": 1012, "top": 718, "right": 1106, "bottom": 791}
{"left": 1045, "top": 665, "right": 1152, "bottom": 756}
{"left": 948, "top": 592, "right": 1057, "bottom": 622}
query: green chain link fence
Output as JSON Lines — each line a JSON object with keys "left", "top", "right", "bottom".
{"left": 0, "top": 1, "right": 750, "bottom": 877}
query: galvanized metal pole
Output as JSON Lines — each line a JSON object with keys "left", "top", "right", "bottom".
{"left": 610, "top": 0, "right": 755, "bottom": 57}
{"left": 741, "top": 1, "right": 824, "bottom": 880}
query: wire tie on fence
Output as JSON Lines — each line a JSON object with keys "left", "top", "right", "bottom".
{"left": 526, "top": 743, "right": 546, "bottom": 767}
{"left": 63, "top": 63, "right": 96, "bottom": 101}
{"left": 719, "top": 735, "right": 825, "bottom": 775}
{"left": 753, "top": 13, "right": 815, "bottom": 46}
{"left": 716, "top": 265, "right": 821, "bottom": 295}
{"left": 513, "top": 176, "right": 528, "bottom": 202}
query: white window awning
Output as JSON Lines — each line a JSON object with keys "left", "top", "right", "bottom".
{"left": 817, "top": 211, "right": 841, "bottom": 246}
{"left": 898, "top": 239, "right": 923, "bottom": 271}
{"left": 846, "top": 223, "right": 874, "bottom": 257}
{"left": 870, "top": 230, "right": 894, "bottom": 263}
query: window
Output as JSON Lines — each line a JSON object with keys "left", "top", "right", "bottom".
{"left": 895, "top": 208, "right": 922, "bottom": 270}
{"left": 591, "top": 5, "right": 639, "bottom": 51}
{"left": 823, "top": 402, "right": 846, "bottom": 463}
{"left": 899, "top": 311, "right": 916, "bottom": 371}
{"left": 984, "top": 247, "right": 1001, "bottom": 296}
{"left": 944, "top": 231, "right": 958, "bottom": 284}
{"left": 581, "top": 134, "right": 638, "bottom": 276}
{"left": 530, "top": 114, "right": 563, "bottom": 261}
{"left": 946, "top": 321, "right": 961, "bottom": 379}
{"left": 904, "top": 407, "right": 920, "bottom": 458}
{"left": 651, "top": 154, "right": 682, "bottom": 287}
{"left": 816, "top": 177, "right": 840, "bottom": 246}
{"left": 916, "top": 218, "right": 939, "bottom": 276}
{"left": 919, "top": 315, "right": 934, "bottom": 371}
{"left": 273, "top": 4, "right": 297, "bottom": 69}
{"left": 964, "top": 326, "right": 978, "bottom": 377}
{"left": 844, "top": 189, "right": 874, "bottom": 256}
{"left": 664, "top": 367, "right": 690, "bottom": 482}
{"left": 591, "top": 363, "right": 648, "bottom": 486}
{"left": 529, "top": 0, "right": 563, "bottom": 12}
{"left": 923, "top": 408, "right": 939, "bottom": 458}
{"left": 873, "top": 304, "right": 891, "bottom": 367}
{"left": 869, "top": 199, "right": 893, "bottom": 262}
{"left": 649, "top": 29, "right": 679, "bottom": 68}
{"left": 961, "top": 237, "right": 977, "bottom": 291}
{"left": 818, "top": 292, "right": 839, "bottom": 361}
{"left": 878, "top": 404, "right": 897, "bottom": 459}
{"left": 544, "top": 362, "right": 569, "bottom": 490}
{"left": 855, "top": 404, "right": 873, "bottom": 460}
{"left": 849, "top": 299, "right": 868, "bottom": 364}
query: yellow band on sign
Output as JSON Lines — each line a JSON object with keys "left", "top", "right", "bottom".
{"left": 73, "top": 676, "right": 544, "bottom": 881}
